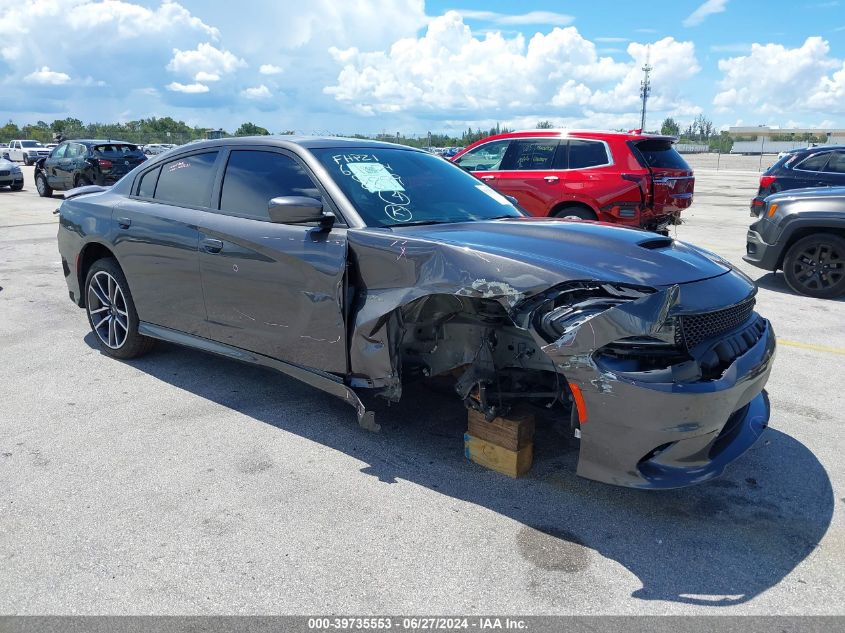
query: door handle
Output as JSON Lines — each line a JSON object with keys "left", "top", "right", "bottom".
{"left": 117, "top": 217, "right": 131, "bottom": 228}
{"left": 201, "top": 238, "right": 224, "bottom": 253}
{"left": 543, "top": 175, "right": 559, "bottom": 183}
{"left": 480, "top": 175, "right": 496, "bottom": 181}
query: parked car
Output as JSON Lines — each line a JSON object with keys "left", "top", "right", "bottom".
{"left": 4, "top": 139, "right": 51, "bottom": 165}
{"left": 0, "top": 157, "right": 24, "bottom": 190}
{"left": 33, "top": 140, "right": 146, "bottom": 196}
{"left": 450, "top": 130, "right": 694, "bottom": 233}
{"left": 751, "top": 145, "right": 845, "bottom": 213}
{"left": 745, "top": 187, "right": 845, "bottom": 298}
{"left": 57, "top": 136, "right": 774, "bottom": 489}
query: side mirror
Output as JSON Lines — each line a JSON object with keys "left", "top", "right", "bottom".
{"left": 268, "top": 196, "right": 334, "bottom": 227}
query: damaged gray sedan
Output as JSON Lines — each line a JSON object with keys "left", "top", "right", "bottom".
{"left": 57, "top": 137, "right": 775, "bottom": 489}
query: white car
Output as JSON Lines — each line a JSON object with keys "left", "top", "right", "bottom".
{"left": 5, "top": 140, "right": 51, "bottom": 165}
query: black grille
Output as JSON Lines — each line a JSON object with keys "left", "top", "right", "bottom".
{"left": 676, "top": 297, "right": 756, "bottom": 350}
{"left": 0, "top": 170, "right": 9, "bottom": 176}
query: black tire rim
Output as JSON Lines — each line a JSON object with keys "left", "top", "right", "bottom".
{"left": 791, "top": 242, "right": 844, "bottom": 291}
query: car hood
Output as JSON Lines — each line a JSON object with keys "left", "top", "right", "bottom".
{"left": 382, "top": 217, "right": 730, "bottom": 288}
{"left": 767, "top": 186, "right": 845, "bottom": 203}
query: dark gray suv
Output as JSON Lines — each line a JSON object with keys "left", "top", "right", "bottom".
{"left": 57, "top": 136, "right": 776, "bottom": 489}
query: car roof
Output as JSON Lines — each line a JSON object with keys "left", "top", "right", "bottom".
{"left": 156, "top": 135, "right": 422, "bottom": 153}
{"left": 787, "top": 144, "right": 845, "bottom": 156}
{"left": 486, "top": 129, "right": 677, "bottom": 141}
{"left": 65, "top": 139, "right": 138, "bottom": 146}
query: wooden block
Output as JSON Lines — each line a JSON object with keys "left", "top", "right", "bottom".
{"left": 464, "top": 433, "right": 533, "bottom": 478}
{"left": 467, "top": 408, "right": 535, "bottom": 451}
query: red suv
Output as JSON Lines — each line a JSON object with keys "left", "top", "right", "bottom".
{"left": 451, "top": 130, "right": 694, "bottom": 232}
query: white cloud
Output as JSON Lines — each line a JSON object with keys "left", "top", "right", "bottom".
{"left": 325, "top": 12, "right": 700, "bottom": 125}
{"left": 166, "top": 81, "right": 210, "bottom": 94}
{"left": 458, "top": 10, "right": 575, "bottom": 26}
{"left": 166, "top": 43, "right": 247, "bottom": 77}
{"left": 194, "top": 71, "right": 221, "bottom": 82}
{"left": 241, "top": 85, "right": 272, "bottom": 100}
{"left": 683, "top": 0, "right": 729, "bottom": 27}
{"left": 24, "top": 66, "right": 71, "bottom": 85}
{"left": 595, "top": 37, "right": 630, "bottom": 43}
{"left": 714, "top": 37, "right": 844, "bottom": 114}
{"left": 259, "top": 64, "right": 283, "bottom": 75}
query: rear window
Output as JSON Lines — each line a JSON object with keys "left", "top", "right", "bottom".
{"left": 568, "top": 140, "right": 610, "bottom": 169}
{"left": 92, "top": 144, "right": 142, "bottom": 156}
{"left": 153, "top": 152, "right": 219, "bottom": 208}
{"left": 632, "top": 140, "right": 690, "bottom": 170}
{"left": 796, "top": 152, "right": 831, "bottom": 172}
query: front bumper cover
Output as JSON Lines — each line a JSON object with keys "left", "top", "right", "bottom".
{"left": 743, "top": 229, "right": 781, "bottom": 271}
{"left": 534, "top": 287, "right": 776, "bottom": 489}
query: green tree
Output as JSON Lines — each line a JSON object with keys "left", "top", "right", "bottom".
{"left": 536, "top": 120, "right": 554, "bottom": 129}
{"left": 660, "top": 117, "right": 680, "bottom": 137}
{"left": 235, "top": 122, "right": 270, "bottom": 136}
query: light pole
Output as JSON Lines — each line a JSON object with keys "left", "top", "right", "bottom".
{"left": 639, "top": 48, "right": 652, "bottom": 131}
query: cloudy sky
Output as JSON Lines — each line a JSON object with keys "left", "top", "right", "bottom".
{"left": 2, "top": 0, "right": 845, "bottom": 135}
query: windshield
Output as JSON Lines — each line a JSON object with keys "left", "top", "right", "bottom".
{"left": 312, "top": 147, "right": 523, "bottom": 227}
{"left": 21, "top": 141, "right": 43, "bottom": 148}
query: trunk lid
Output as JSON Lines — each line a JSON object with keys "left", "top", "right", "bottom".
{"left": 630, "top": 138, "right": 695, "bottom": 216}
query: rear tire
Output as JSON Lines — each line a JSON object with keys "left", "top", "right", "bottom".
{"left": 10, "top": 181, "right": 23, "bottom": 191}
{"left": 23, "top": 154, "right": 32, "bottom": 166}
{"left": 35, "top": 172, "right": 53, "bottom": 198}
{"left": 553, "top": 205, "right": 597, "bottom": 221}
{"left": 74, "top": 174, "right": 93, "bottom": 187}
{"left": 84, "top": 258, "right": 155, "bottom": 359}
{"left": 783, "top": 233, "right": 845, "bottom": 299}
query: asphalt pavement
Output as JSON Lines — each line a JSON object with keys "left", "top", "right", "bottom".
{"left": 0, "top": 157, "right": 843, "bottom": 615}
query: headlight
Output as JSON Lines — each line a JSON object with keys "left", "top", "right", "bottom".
{"left": 532, "top": 281, "right": 659, "bottom": 343}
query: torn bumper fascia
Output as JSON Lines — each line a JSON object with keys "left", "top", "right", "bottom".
{"left": 532, "top": 286, "right": 776, "bottom": 489}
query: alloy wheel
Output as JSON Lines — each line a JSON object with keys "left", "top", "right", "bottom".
{"left": 35, "top": 175, "right": 46, "bottom": 196}
{"left": 790, "top": 242, "right": 843, "bottom": 292}
{"left": 87, "top": 271, "right": 129, "bottom": 349}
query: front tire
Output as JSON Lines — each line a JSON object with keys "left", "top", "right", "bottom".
{"left": 553, "top": 205, "right": 597, "bottom": 221}
{"left": 35, "top": 172, "right": 53, "bottom": 197}
{"left": 84, "top": 258, "right": 155, "bottom": 359}
{"left": 783, "top": 233, "right": 845, "bottom": 299}
{"left": 10, "top": 181, "right": 23, "bottom": 191}
{"left": 23, "top": 154, "right": 31, "bottom": 166}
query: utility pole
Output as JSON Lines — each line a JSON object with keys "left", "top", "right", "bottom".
{"left": 639, "top": 47, "right": 652, "bottom": 131}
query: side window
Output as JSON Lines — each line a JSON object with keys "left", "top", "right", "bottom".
{"left": 453, "top": 140, "right": 510, "bottom": 172}
{"left": 501, "top": 140, "right": 559, "bottom": 170}
{"left": 219, "top": 150, "right": 321, "bottom": 221}
{"left": 65, "top": 143, "right": 83, "bottom": 158}
{"left": 137, "top": 167, "right": 161, "bottom": 198}
{"left": 822, "top": 152, "right": 845, "bottom": 174}
{"left": 568, "top": 140, "right": 610, "bottom": 169}
{"left": 51, "top": 144, "right": 67, "bottom": 159}
{"left": 153, "top": 152, "right": 219, "bottom": 208}
{"left": 796, "top": 152, "right": 830, "bottom": 172}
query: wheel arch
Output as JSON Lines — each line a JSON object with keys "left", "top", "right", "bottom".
{"left": 77, "top": 241, "right": 119, "bottom": 307}
{"left": 550, "top": 200, "right": 598, "bottom": 219}
{"left": 777, "top": 225, "right": 845, "bottom": 269}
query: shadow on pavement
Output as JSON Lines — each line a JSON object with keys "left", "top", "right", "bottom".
{"left": 754, "top": 271, "right": 845, "bottom": 302}
{"left": 89, "top": 333, "right": 834, "bottom": 607}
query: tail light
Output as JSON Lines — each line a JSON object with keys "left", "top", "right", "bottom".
{"left": 759, "top": 175, "right": 776, "bottom": 189}
{"left": 98, "top": 159, "right": 113, "bottom": 170}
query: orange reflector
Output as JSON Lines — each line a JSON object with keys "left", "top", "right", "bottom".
{"left": 766, "top": 203, "right": 778, "bottom": 218}
{"left": 569, "top": 383, "right": 588, "bottom": 424}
